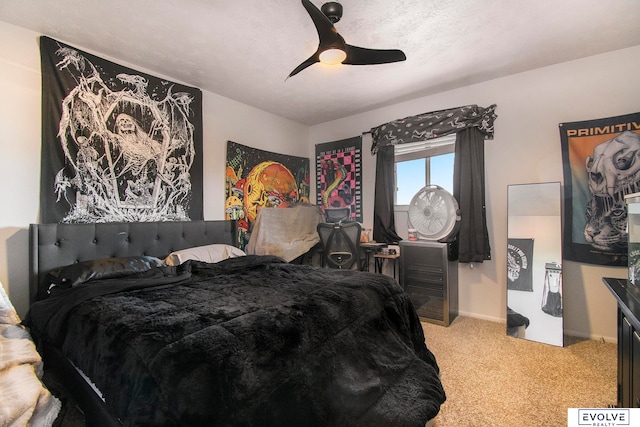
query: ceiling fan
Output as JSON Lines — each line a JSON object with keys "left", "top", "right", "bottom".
{"left": 287, "top": 0, "right": 407, "bottom": 79}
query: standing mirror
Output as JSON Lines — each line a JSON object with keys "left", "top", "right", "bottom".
{"left": 507, "top": 182, "right": 563, "bottom": 347}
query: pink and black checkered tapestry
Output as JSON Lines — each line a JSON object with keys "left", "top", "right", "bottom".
{"left": 315, "top": 136, "right": 362, "bottom": 223}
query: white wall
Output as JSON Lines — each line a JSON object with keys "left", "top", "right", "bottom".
{"left": 0, "top": 21, "right": 308, "bottom": 317}
{"left": 309, "top": 45, "right": 640, "bottom": 341}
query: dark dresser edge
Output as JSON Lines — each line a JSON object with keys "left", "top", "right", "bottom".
{"left": 603, "top": 277, "right": 640, "bottom": 328}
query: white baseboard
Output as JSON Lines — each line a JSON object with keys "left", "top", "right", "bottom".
{"left": 563, "top": 328, "right": 616, "bottom": 344}
{"left": 456, "top": 310, "right": 504, "bottom": 323}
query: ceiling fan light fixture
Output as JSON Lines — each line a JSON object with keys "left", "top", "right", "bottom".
{"left": 319, "top": 48, "right": 347, "bottom": 65}
{"left": 287, "top": 0, "right": 406, "bottom": 79}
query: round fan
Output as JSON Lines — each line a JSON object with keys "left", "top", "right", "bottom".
{"left": 287, "top": 0, "right": 407, "bottom": 79}
{"left": 408, "top": 185, "right": 461, "bottom": 242}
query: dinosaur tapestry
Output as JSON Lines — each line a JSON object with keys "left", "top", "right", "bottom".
{"left": 315, "top": 136, "right": 362, "bottom": 222}
{"left": 40, "top": 36, "right": 203, "bottom": 223}
{"left": 560, "top": 112, "right": 640, "bottom": 266}
{"left": 225, "top": 141, "right": 311, "bottom": 249}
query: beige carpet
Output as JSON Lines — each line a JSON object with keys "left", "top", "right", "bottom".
{"left": 421, "top": 316, "right": 617, "bottom": 427}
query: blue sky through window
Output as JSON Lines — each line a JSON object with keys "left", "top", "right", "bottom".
{"left": 396, "top": 153, "right": 453, "bottom": 204}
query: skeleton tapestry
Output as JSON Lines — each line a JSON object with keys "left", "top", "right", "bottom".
{"left": 560, "top": 112, "right": 640, "bottom": 266}
{"left": 40, "top": 36, "right": 203, "bottom": 223}
{"left": 315, "top": 136, "right": 362, "bottom": 222}
{"left": 225, "top": 141, "right": 310, "bottom": 248}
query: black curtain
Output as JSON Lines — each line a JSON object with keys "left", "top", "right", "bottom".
{"left": 369, "top": 104, "right": 496, "bottom": 262}
{"left": 453, "top": 128, "right": 491, "bottom": 262}
{"left": 373, "top": 145, "right": 402, "bottom": 243}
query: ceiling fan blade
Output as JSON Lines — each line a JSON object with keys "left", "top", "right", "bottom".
{"left": 289, "top": 0, "right": 344, "bottom": 78}
{"left": 343, "top": 44, "right": 407, "bottom": 65}
{"left": 287, "top": 54, "right": 320, "bottom": 79}
{"left": 301, "top": 0, "right": 340, "bottom": 45}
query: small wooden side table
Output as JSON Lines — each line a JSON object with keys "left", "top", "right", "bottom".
{"left": 359, "top": 242, "right": 386, "bottom": 271}
{"left": 374, "top": 253, "right": 400, "bottom": 280}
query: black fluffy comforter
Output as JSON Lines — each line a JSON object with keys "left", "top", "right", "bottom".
{"left": 26, "top": 256, "right": 445, "bottom": 426}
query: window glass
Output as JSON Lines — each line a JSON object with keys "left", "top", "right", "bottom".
{"left": 395, "top": 145, "right": 454, "bottom": 205}
{"left": 396, "top": 158, "right": 425, "bottom": 205}
{"left": 431, "top": 152, "right": 454, "bottom": 194}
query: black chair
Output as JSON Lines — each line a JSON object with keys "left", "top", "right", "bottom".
{"left": 317, "top": 222, "right": 361, "bottom": 269}
{"left": 324, "top": 207, "right": 350, "bottom": 223}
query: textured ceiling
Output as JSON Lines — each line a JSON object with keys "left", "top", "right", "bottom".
{"left": 1, "top": 0, "right": 639, "bottom": 125}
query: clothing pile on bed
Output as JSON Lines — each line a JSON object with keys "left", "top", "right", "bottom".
{"left": 245, "top": 204, "right": 324, "bottom": 261}
{"left": 0, "top": 285, "right": 60, "bottom": 427}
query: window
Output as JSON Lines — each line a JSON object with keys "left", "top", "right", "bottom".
{"left": 394, "top": 135, "right": 455, "bottom": 205}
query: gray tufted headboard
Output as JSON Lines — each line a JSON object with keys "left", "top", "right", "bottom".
{"left": 29, "top": 220, "right": 238, "bottom": 304}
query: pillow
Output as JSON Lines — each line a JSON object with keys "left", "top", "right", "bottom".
{"left": 164, "top": 244, "right": 246, "bottom": 266}
{"left": 47, "top": 256, "right": 165, "bottom": 289}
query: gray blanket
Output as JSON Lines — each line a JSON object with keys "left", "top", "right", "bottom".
{"left": 246, "top": 204, "right": 324, "bottom": 261}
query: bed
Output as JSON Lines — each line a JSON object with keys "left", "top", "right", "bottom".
{"left": 25, "top": 220, "right": 445, "bottom": 426}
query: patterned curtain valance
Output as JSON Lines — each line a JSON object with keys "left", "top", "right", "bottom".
{"left": 370, "top": 104, "right": 497, "bottom": 154}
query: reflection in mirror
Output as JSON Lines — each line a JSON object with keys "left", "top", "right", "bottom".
{"left": 507, "top": 182, "right": 563, "bottom": 347}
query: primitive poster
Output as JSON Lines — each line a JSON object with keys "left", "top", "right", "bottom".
{"left": 560, "top": 112, "right": 640, "bottom": 266}
{"left": 40, "top": 36, "right": 203, "bottom": 223}
{"left": 315, "top": 136, "right": 362, "bottom": 222}
{"left": 507, "top": 238, "right": 534, "bottom": 292}
{"left": 225, "top": 141, "right": 311, "bottom": 248}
